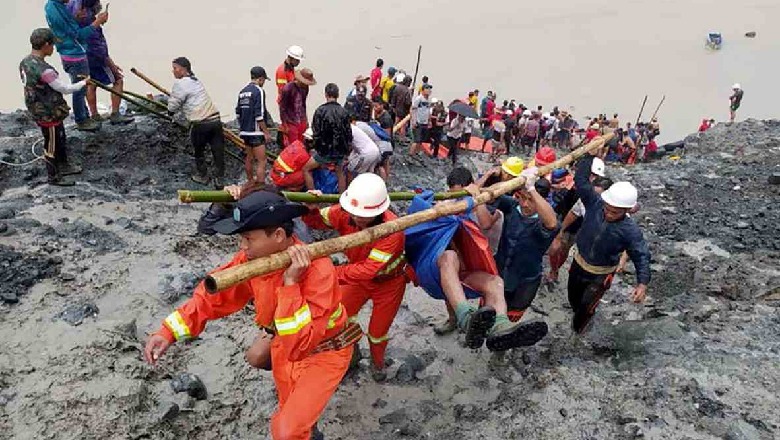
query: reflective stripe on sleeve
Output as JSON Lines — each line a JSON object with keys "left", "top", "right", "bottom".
{"left": 277, "top": 79, "right": 288, "bottom": 85}
{"left": 164, "top": 311, "right": 192, "bottom": 341}
{"left": 319, "top": 207, "right": 333, "bottom": 227}
{"left": 327, "top": 304, "right": 344, "bottom": 329}
{"left": 368, "top": 249, "right": 392, "bottom": 263}
{"left": 276, "top": 157, "right": 294, "bottom": 172}
{"left": 274, "top": 304, "right": 312, "bottom": 336}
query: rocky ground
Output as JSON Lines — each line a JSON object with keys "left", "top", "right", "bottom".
{"left": 0, "top": 111, "right": 778, "bottom": 440}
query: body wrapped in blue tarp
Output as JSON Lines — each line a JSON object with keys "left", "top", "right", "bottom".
{"left": 404, "top": 191, "right": 498, "bottom": 300}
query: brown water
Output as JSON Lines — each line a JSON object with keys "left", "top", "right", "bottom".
{"left": 3, "top": 0, "right": 778, "bottom": 141}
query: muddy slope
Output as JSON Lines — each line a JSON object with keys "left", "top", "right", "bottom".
{"left": 0, "top": 113, "right": 778, "bottom": 440}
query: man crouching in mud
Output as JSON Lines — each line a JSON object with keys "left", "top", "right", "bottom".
{"left": 568, "top": 153, "right": 651, "bottom": 333}
{"left": 144, "top": 190, "right": 360, "bottom": 439}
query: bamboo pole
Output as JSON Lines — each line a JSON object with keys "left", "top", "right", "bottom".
{"left": 411, "top": 45, "right": 422, "bottom": 91}
{"left": 204, "top": 134, "right": 613, "bottom": 292}
{"left": 393, "top": 114, "right": 411, "bottom": 133}
{"left": 130, "top": 67, "right": 171, "bottom": 95}
{"left": 650, "top": 95, "right": 666, "bottom": 121}
{"left": 87, "top": 79, "right": 173, "bottom": 121}
{"left": 177, "top": 189, "right": 470, "bottom": 204}
{"left": 123, "top": 90, "right": 167, "bottom": 110}
{"left": 635, "top": 95, "right": 648, "bottom": 125}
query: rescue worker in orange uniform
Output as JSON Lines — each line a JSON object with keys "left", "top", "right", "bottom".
{"left": 143, "top": 191, "right": 360, "bottom": 440}
{"left": 276, "top": 45, "right": 303, "bottom": 102}
{"left": 302, "top": 173, "right": 407, "bottom": 382}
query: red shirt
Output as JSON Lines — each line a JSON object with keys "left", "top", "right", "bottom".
{"left": 370, "top": 67, "right": 382, "bottom": 98}
{"left": 698, "top": 121, "right": 710, "bottom": 132}
{"left": 484, "top": 100, "right": 495, "bottom": 119}
{"left": 585, "top": 129, "right": 600, "bottom": 142}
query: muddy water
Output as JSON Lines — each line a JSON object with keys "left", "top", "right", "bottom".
{"left": 2, "top": 0, "right": 779, "bottom": 141}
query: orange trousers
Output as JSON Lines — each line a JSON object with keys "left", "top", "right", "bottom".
{"left": 270, "top": 343, "right": 353, "bottom": 440}
{"left": 340, "top": 275, "right": 406, "bottom": 369}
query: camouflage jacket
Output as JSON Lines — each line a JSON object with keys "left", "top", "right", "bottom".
{"left": 19, "top": 55, "right": 70, "bottom": 124}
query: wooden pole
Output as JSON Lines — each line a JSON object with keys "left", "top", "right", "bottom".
{"left": 130, "top": 67, "right": 171, "bottom": 96}
{"left": 393, "top": 114, "right": 411, "bottom": 133}
{"left": 650, "top": 95, "right": 666, "bottom": 121}
{"left": 178, "top": 189, "right": 470, "bottom": 204}
{"left": 411, "top": 45, "right": 422, "bottom": 91}
{"left": 204, "top": 134, "right": 613, "bottom": 292}
{"left": 87, "top": 79, "right": 173, "bottom": 121}
{"left": 635, "top": 95, "right": 648, "bottom": 125}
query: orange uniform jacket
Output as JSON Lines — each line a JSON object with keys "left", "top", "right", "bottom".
{"left": 302, "top": 205, "right": 406, "bottom": 284}
{"left": 276, "top": 62, "right": 296, "bottom": 103}
{"left": 156, "top": 245, "right": 347, "bottom": 363}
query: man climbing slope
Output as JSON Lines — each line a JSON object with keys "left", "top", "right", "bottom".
{"left": 144, "top": 191, "right": 359, "bottom": 439}
{"left": 302, "top": 173, "right": 408, "bottom": 381}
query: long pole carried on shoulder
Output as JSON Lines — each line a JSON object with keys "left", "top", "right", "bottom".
{"left": 204, "top": 134, "right": 613, "bottom": 292}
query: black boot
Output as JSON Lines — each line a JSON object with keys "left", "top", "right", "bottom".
{"left": 58, "top": 162, "right": 83, "bottom": 176}
{"left": 48, "top": 174, "right": 75, "bottom": 186}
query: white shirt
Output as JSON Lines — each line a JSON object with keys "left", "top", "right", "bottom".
{"left": 350, "top": 125, "right": 381, "bottom": 158}
{"left": 168, "top": 77, "right": 220, "bottom": 122}
{"left": 446, "top": 117, "right": 466, "bottom": 138}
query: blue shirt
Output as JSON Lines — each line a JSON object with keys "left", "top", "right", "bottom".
{"left": 494, "top": 196, "right": 559, "bottom": 292}
{"left": 235, "top": 83, "right": 267, "bottom": 136}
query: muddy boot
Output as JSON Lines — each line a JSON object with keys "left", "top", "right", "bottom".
{"left": 58, "top": 162, "right": 83, "bottom": 176}
{"left": 433, "top": 318, "right": 457, "bottom": 336}
{"left": 48, "top": 174, "right": 75, "bottom": 186}
{"left": 371, "top": 365, "right": 387, "bottom": 382}
{"left": 191, "top": 172, "right": 210, "bottom": 185}
{"left": 76, "top": 118, "right": 100, "bottom": 132}
{"left": 458, "top": 305, "right": 496, "bottom": 349}
{"left": 486, "top": 319, "right": 548, "bottom": 352}
{"left": 348, "top": 344, "right": 362, "bottom": 371}
{"left": 109, "top": 112, "right": 134, "bottom": 125}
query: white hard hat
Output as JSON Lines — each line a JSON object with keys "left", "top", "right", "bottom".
{"left": 303, "top": 127, "right": 313, "bottom": 141}
{"left": 732, "top": 83, "right": 741, "bottom": 90}
{"left": 590, "top": 157, "right": 606, "bottom": 177}
{"left": 600, "top": 181, "right": 637, "bottom": 208}
{"left": 592, "top": 123, "right": 600, "bottom": 130}
{"left": 286, "top": 45, "right": 305, "bottom": 61}
{"left": 340, "top": 173, "right": 390, "bottom": 217}
{"left": 523, "top": 110, "right": 532, "bottom": 116}
{"left": 431, "top": 98, "right": 439, "bottom": 104}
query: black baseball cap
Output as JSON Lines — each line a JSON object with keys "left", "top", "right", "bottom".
{"left": 211, "top": 191, "right": 308, "bottom": 235}
{"left": 250, "top": 66, "right": 267, "bottom": 80}
{"left": 422, "top": 84, "right": 433, "bottom": 90}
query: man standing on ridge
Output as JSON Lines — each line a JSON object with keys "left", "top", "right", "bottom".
{"left": 280, "top": 68, "right": 316, "bottom": 146}
{"left": 67, "top": 0, "right": 133, "bottom": 125}
{"left": 303, "top": 173, "right": 408, "bottom": 382}
{"left": 44, "top": 0, "right": 108, "bottom": 132}
{"left": 20, "top": 28, "right": 87, "bottom": 186}
{"left": 370, "top": 58, "right": 383, "bottom": 100}
{"left": 276, "top": 45, "right": 303, "bottom": 102}
{"left": 236, "top": 66, "right": 272, "bottom": 185}
{"left": 568, "top": 154, "right": 651, "bottom": 333}
{"left": 409, "top": 83, "right": 432, "bottom": 157}
{"left": 167, "top": 57, "right": 224, "bottom": 188}
{"left": 729, "top": 83, "right": 744, "bottom": 123}
{"left": 144, "top": 191, "right": 359, "bottom": 440}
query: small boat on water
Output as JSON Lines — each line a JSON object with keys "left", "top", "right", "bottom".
{"left": 706, "top": 32, "right": 723, "bottom": 50}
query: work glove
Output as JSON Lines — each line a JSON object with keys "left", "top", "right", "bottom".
{"left": 520, "top": 167, "right": 538, "bottom": 192}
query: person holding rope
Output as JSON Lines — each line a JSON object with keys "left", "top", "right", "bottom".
{"left": 19, "top": 28, "right": 87, "bottom": 186}
{"left": 568, "top": 154, "right": 651, "bottom": 333}
{"left": 167, "top": 57, "right": 225, "bottom": 188}
{"left": 144, "top": 190, "right": 359, "bottom": 440}
{"left": 302, "top": 173, "right": 408, "bottom": 381}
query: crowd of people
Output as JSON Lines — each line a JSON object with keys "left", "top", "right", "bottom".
{"left": 21, "top": 3, "right": 657, "bottom": 438}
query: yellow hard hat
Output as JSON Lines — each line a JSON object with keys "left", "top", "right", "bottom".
{"left": 501, "top": 157, "right": 525, "bottom": 177}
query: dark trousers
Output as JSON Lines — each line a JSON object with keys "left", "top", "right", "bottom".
{"left": 446, "top": 136, "right": 459, "bottom": 163}
{"left": 40, "top": 124, "right": 67, "bottom": 179}
{"left": 430, "top": 127, "right": 443, "bottom": 157}
{"left": 504, "top": 276, "right": 542, "bottom": 322}
{"left": 567, "top": 260, "right": 614, "bottom": 333}
{"left": 190, "top": 119, "right": 225, "bottom": 177}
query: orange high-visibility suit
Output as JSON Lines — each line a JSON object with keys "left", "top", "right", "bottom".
{"left": 154, "top": 242, "right": 353, "bottom": 440}
{"left": 303, "top": 205, "right": 407, "bottom": 369}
